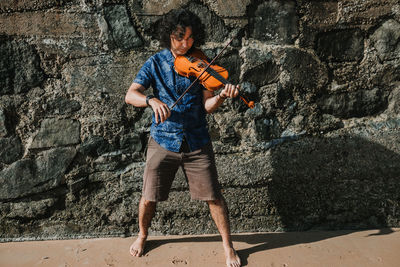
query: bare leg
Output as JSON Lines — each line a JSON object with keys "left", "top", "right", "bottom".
{"left": 207, "top": 197, "right": 241, "bottom": 267}
{"left": 130, "top": 196, "right": 156, "bottom": 257}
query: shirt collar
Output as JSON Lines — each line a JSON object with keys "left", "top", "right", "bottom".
{"left": 161, "top": 49, "right": 175, "bottom": 65}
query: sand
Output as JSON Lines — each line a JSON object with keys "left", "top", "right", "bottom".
{"left": 1, "top": 228, "right": 399, "bottom": 267}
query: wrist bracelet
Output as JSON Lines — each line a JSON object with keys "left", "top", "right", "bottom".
{"left": 218, "top": 93, "right": 227, "bottom": 100}
{"left": 146, "top": 95, "right": 155, "bottom": 106}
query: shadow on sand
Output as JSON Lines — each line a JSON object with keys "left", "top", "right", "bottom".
{"left": 143, "top": 228, "right": 397, "bottom": 266}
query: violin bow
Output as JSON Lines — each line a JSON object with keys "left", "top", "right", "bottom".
{"left": 170, "top": 31, "right": 239, "bottom": 110}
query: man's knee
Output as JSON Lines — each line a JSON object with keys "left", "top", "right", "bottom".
{"left": 141, "top": 197, "right": 157, "bottom": 208}
{"left": 206, "top": 197, "right": 224, "bottom": 206}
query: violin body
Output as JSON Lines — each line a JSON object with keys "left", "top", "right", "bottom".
{"left": 174, "top": 49, "right": 228, "bottom": 91}
{"left": 173, "top": 48, "right": 255, "bottom": 109}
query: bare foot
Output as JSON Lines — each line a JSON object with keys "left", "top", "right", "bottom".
{"left": 129, "top": 236, "right": 147, "bottom": 257}
{"left": 224, "top": 246, "right": 241, "bottom": 267}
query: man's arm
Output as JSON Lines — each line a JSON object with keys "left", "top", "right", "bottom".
{"left": 203, "top": 84, "right": 239, "bottom": 113}
{"left": 125, "top": 82, "right": 148, "bottom": 107}
{"left": 125, "top": 82, "right": 171, "bottom": 123}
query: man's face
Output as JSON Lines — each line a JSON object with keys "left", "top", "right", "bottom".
{"left": 170, "top": 26, "right": 194, "bottom": 57}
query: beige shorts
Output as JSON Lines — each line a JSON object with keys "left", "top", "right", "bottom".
{"left": 142, "top": 137, "right": 222, "bottom": 202}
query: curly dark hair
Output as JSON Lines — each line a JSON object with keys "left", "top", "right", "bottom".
{"left": 158, "top": 8, "right": 206, "bottom": 49}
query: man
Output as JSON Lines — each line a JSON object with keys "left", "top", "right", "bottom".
{"left": 125, "top": 8, "right": 241, "bottom": 267}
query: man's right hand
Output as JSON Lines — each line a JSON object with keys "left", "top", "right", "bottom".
{"left": 124, "top": 83, "right": 171, "bottom": 123}
{"left": 148, "top": 98, "right": 171, "bottom": 124}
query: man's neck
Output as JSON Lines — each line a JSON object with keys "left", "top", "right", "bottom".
{"left": 170, "top": 49, "right": 178, "bottom": 58}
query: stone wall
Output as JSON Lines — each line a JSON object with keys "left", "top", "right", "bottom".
{"left": 0, "top": 0, "right": 399, "bottom": 241}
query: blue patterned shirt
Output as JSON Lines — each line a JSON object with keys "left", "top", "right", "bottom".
{"left": 133, "top": 48, "right": 211, "bottom": 152}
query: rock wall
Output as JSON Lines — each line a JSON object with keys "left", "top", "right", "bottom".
{"left": 0, "top": 0, "right": 399, "bottom": 240}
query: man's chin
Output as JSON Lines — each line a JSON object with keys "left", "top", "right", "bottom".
{"left": 171, "top": 48, "right": 190, "bottom": 57}
{"left": 177, "top": 49, "right": 191, "bottom": 55}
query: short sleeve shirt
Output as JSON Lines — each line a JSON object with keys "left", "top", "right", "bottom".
{"left": 133, "top": 48, "right": 211, "bottom": 152}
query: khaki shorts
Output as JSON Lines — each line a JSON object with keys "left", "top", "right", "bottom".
{"left": 142, "top": 137, "right": 222, "bottom": 202}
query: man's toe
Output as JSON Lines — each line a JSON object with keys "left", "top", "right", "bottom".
{"left": 130, "top": 246, "right": 137, "bottom": 257}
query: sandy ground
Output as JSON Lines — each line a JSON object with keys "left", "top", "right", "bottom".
{"left": 1, "top": 228, "right": 400, "bottom": 267}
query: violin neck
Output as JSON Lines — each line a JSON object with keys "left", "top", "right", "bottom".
{"left": 206, "top": 67, "right": 229, "bottom": 85}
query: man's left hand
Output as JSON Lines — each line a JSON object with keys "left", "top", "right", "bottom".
{"left": 219, "top": 84, "right": 239, "bottom": 99}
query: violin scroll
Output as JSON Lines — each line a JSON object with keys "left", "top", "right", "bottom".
{"left": 239, "top": 93, "right": 255, "bottom": 109}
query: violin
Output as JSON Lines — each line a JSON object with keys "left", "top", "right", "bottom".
{"left": 173, "top": 48, "right": 255, "bottom": 109}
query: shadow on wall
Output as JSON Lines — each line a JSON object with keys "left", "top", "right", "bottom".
{"left": 267, "top": 134, "right": 400, "bottom": 231}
